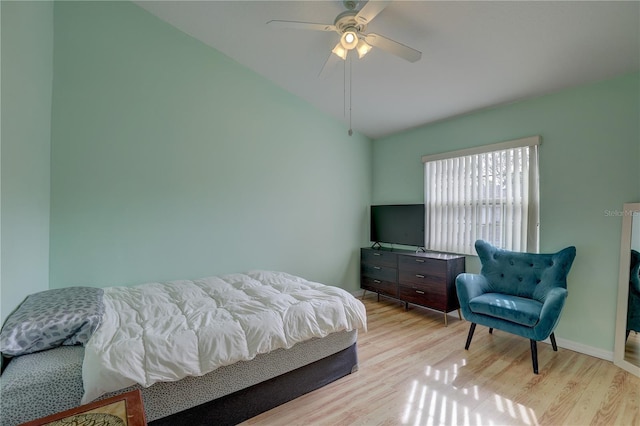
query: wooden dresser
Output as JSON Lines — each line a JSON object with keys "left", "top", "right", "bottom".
{"left": 360, "top": 247, "right": 465, "bottom": 325}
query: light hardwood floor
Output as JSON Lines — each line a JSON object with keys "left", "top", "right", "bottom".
{"left": 242, "top": 293, "right": 640, "bottom": 426}
{"left": 624, "top": 331, "right": 640, "bottom": 367}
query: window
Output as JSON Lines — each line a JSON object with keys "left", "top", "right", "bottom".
{"left": 422, "top": 136, "right": 540, "bottom": 255}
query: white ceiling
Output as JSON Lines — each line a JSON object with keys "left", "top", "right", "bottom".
{"left": 135, "top": 0, "right": 640, "bottom": 139}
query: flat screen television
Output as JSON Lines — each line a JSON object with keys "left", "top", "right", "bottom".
{"left": 370, "top": 204, "right": 425, "bottom": 248}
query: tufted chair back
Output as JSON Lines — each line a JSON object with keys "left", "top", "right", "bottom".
{"left": 475, "top": 240, "right": 577, "bottom": 303}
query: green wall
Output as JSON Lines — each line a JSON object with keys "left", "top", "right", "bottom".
{"left": 48, "top": 1, "right": 371, "bottom": 292}
{"left": 2, "top": 0, "right": 638, "bottom": 358}
{"left": 1, "top": 1, "right": 53, "bottom": 323}
{"left": 373, "top": 73, "right": 640, "bottom": 354}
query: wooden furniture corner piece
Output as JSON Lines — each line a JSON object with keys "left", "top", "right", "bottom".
{"left": 20, "top": 389, "right": 147, "bottom": 426}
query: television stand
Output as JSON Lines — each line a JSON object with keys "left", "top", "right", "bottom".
{"left": 360, "top": 247, "right": 465, "bottom": 326}
{"left": 370, "top": 243, "right": 426, "bottom": 253}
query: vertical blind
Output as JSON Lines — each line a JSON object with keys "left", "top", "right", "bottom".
{"left": 422, "top": 137, "right": 540, "bottom": 255}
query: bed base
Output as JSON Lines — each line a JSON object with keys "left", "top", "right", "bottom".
{"left": 150, "top": 343, "right": 358, "bottom": 426}
{"left": 1, "top": 333, "right": 358, "bottom": 425}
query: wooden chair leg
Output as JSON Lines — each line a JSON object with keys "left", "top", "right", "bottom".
{"left": 465, "top": 323, "right": 477, "bottom": 350}
{"left": 530, "top": 340, "right": 539, "bottom": 374}
{"left": 550, "top": 332, "right": 558, "bottom": 351}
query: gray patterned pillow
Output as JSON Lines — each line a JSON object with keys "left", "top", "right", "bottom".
{"left": 0, "top": 287, "right": 104, "bottom": 357}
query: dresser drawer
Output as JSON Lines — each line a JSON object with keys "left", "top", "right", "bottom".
{"left": 361, "top": 249, "right": 397, "bottom": 268}
{"left": 361, "top": 277, "right": 398, "bottom": 297}
{"left": 398, "top": 273, "right": 446, "bottom": 296}
{"left": 399, "top": 285, "right": 447, "bottom": 309}
{"left": 398, "top": 255, "right": 446, "bottom": 276}
{"left": 361, "top": 263, "right": 397, "bottom": 282}
{"left": 398, "top": 268, "right": 447, "bottom": 289}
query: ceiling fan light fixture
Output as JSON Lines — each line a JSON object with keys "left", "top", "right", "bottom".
{"left": 340, "top": 29, "right": 359, "bottom": 50}
{"left": 344, "top": 32, "right": 356, "bottom": 44}
{"left": 356, "top": 39, "right": 372, "bottom": 58}
{"left": 332, "top": 43, "right": 348, "bottom": 60}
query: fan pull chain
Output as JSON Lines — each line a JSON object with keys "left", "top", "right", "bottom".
{"left": 348, "top": 55, "right": 353, "bottom": 136}
{"left": 343, "top": 54, "right": 347, "bottom": 118}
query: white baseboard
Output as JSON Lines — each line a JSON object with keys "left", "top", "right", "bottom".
{"left": 546, "top": 336, "right": 614, "bottom": 362}
{"left": 358, "top": 293, "right": 615, "bottom": 362}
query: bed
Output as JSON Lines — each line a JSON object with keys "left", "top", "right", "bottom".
{"left": 0, "top": 271, "right": 367, "bottom": 425}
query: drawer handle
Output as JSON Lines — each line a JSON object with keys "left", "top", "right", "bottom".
{"left": 415, "top": 274, "right": 425, "bottom": 278}
{"left": 415, "top": 259, "right": 425, "bottom": 263}
{"left": 374, "top": 266, "right": 381, "bottom": 270}
{"left": 416, "top": 290, "right": 425, "bottom": 294}
{"left": 373, "top": 253, "right": 381, "bottom": 256}
{"left": 374, "top": 280, "right": 381, "bottom": 283}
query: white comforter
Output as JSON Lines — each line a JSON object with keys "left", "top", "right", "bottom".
{"left": 82, "top": 271, "right": 367, "bottom": 403}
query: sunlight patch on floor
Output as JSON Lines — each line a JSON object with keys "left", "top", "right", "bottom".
{"left": 493, "top": 394, "right": 538, "bottom": 425}
{"left": 399, "top": 362, "right": 539, "bottom": 426}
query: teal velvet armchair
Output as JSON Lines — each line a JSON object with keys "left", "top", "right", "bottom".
{"left": 456, "top": 240, "right": 576, "bottom": 374}
{"left": 627, "top": 249, "right": 640, "bottom": 340}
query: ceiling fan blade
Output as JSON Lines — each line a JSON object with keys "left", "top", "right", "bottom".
{"left": 318, "top": 49, "right": 342, "bottom": 79}
{"left": 267, "top": 20, "right": 336, "bottom": 32}
{"left": 364, "top": 33, "right": 422, "bottom": 62}
{"left": 355, "top": 0, "right": 392, "bottom": 26}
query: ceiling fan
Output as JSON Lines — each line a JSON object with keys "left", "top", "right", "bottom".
{"left": 267, "top": 0, "right": 421, "bottom": 76}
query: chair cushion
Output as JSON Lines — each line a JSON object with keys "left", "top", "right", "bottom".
{"left": 469, "top": 293, "right": 542, "bottom": 327}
